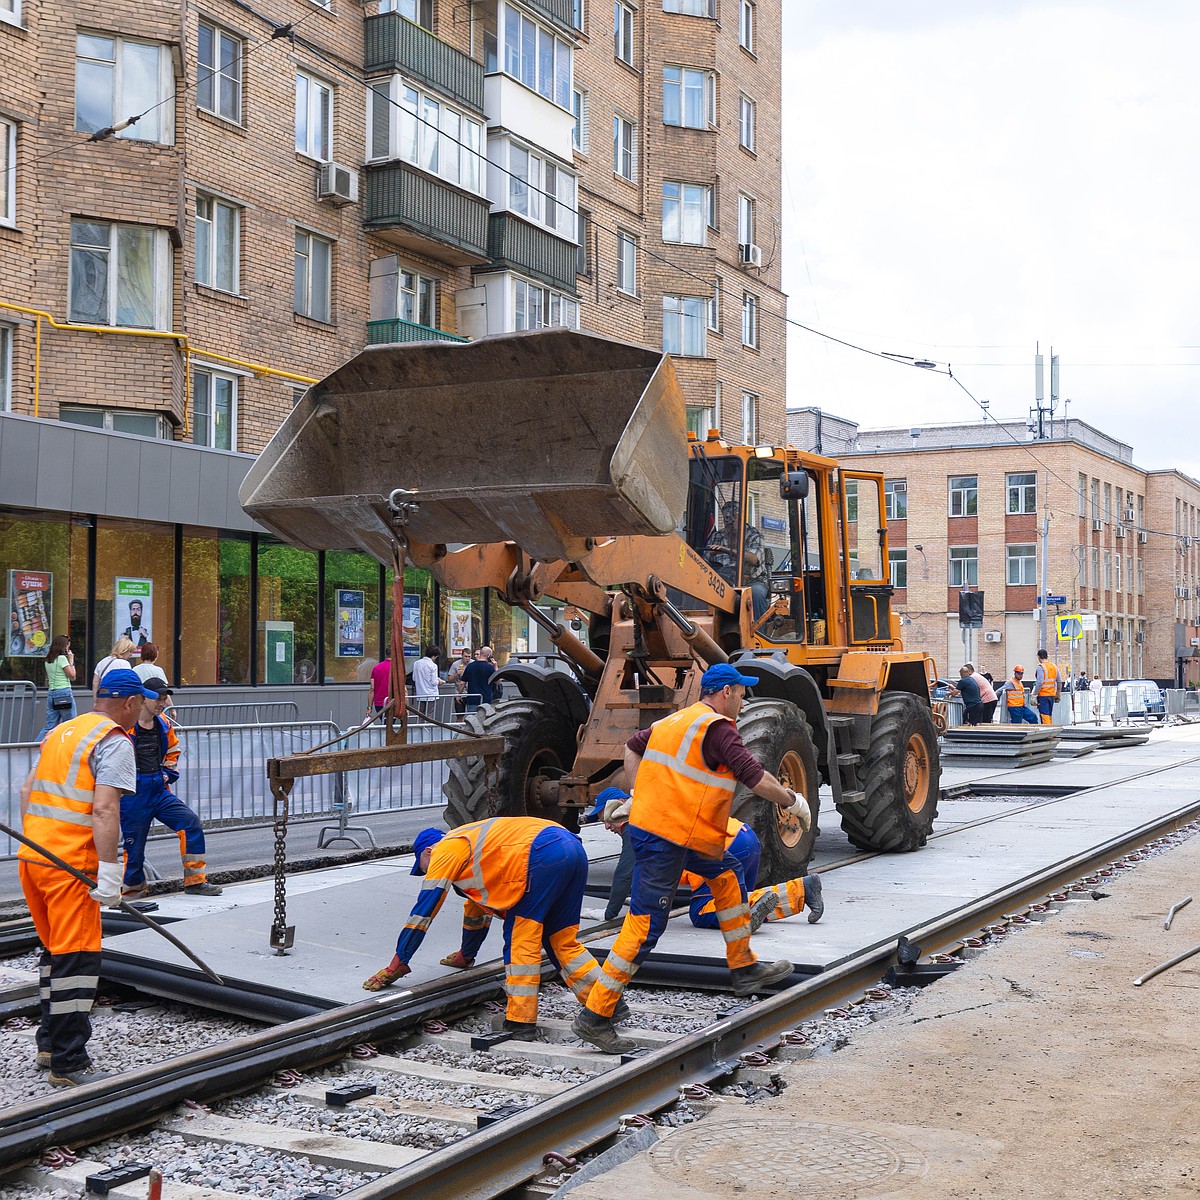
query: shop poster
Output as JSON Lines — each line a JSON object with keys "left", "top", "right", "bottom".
{"left": 114, "top": 578, "right": 153, "bottom": 649}
{"left": 402, "top": 593, "right": 422, "bottom": 657}
{"left": 449, "top": 596, "right": 472, "bottom": 655}
{"left": 7, "top": 570, "right": 52, "bottom": 657}
{"left": 336, "top": 589, "right": 365, "bottom": 657}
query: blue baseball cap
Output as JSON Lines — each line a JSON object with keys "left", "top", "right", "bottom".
{"left": 584, "top": 786, "right": 630, "bottom": 823}
{"left": 700, "top": 663, "right": 757, "bottom": 694}
{"left": 95, "top": 668, "right": 158, "bottom": 699}
{"left": 410, "top": 828, "right": 445, "bottom": 875}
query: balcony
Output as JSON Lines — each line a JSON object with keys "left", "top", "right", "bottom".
{"left": 364, "top": 162, "right": 490, "bottom": 264}
{"left": 486, "top": 213, "right": 577, "bottom": 293}
{"left": 521, "top": 0, "right": 575, "bottom": 30}
{"left": 366, "top": 318, "right": 468, "bottom": 345}
{"left": 364, "top": 14, "right": 485, "bottom": 113}
{"left": 484, "top": 72, "right": 574, "bottom": 163}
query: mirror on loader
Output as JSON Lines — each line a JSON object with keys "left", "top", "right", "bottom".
{"left": 780, "top": 470, "right": 809, "bottom": 501}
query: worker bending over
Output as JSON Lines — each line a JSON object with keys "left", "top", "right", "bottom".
{"left": 362, "top": 817, "right": 606, "bottom": 1042}
{"left": 573, "top": 663, "right": 811, "bottom": 1054}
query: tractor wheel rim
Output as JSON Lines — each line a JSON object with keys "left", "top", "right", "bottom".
{"left": 776, "top": 749, "right": 806, "bottom": 848}
{"left": 903, "top": 734, "right": 930, "bottom": 812}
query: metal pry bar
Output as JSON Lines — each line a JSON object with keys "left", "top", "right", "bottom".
{"left": 1133, "top": 941, "right": 1200, "bottom": 988}
{"left": 1163, "top": 895, "right": 1192, "bottom": 931}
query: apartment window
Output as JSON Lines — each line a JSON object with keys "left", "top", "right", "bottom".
{"left": 194, "top": 194, "right": 240, "bottom": 294}
{"left": 192, "top": 368, "right": 236, "bottom": 450}
{"left": 738, "top": 94, "right": 756, "bottom": 152}
{"left": 661, "top": 181, "right": 708, "bottom": 244}
{"left": 571, "top": 88, "right": 588, "bottom": 153}
{"left": 513, "top": 277, "right": 579, "bottom": 330}
{"left": 369, "top": 256, "right": 437, "bottom": 327}
{"left": 614, "top": 2, "right": 634, "bottom": 65}
{"left": 0, "top": 0, "right": 19, "bottom": 26}
{"left": 1127, "top": 554, "right": 1133, "bottom": 594}
{"left": 498, "top": 139, "right": 578, "bottom": 239}
{"left": 949, "top": 546, "right": 978, "bottom": 588}
{"left": 686, "top": 403, "right": 716, "bottom": 438}
{"left": 1006, "top": 471, "right": 1036, "bottom": 514}
{"left": 737, "top": 192, "right": 756, "bottom": 247}
{"left": 708, "top": 277, "right": 721, "bottom": 331}
{"left": 889, "top": 548, "right": 907, "bottom": 589}
{"left": 60, "top": 406, "right": 170, "bottom": 437}
{"left": 572, "top": 0, "right": 584, "bottom": 29}
{"left": 69, "top": 220, "right": 170, "bottom": 329}
{"left": 663, "top": 66, "right": 714, "bottom": 129}
{"left": 1006, "top": 543, "right": 1036, "bottom": 585}
{"left": 294, "top": 229, "right": 332, "bottom": 323}
{"left": 0, "top": 117, "right": 13, "bottom": 226}
{"left": 614, "top": 114, "right": 635, "bottom": 180}
{"left": 949, "top": 474, "right": 978, "bottom": 516}
{"left": 1091, "top": 547, "right": 1099, "bottom": 589}
{"left": 663, "top": 295, "right": 706, "bottom": 357}
{"left": 503, "top": 4, "right": 572, "bottom": 109}
{"left": 295, "top": 71, "right": 333, "bottom": 161}
{"left": 197, "top": 21, "right": 241, "bottom": 123}
{"left": 1104, "top": 482, "right": 1112, "bottom": 522}
{"left": 369, "top": 80, "right": 485, "bottom": 194}
{"left": 741, "top": 391, "right": 758, "bottom": 443}
{"left": 741, "top": 292, "right": 759, "bottom": 349}
{"left": 379, "top": 0, "right": 432, "bottom": 24}
{"left": 1090, "top": 477, "right": 1099, "bottom": 520}
{"left": 1114, "top": 554, "right": 1122, "bottom": 592}
{"left": 76, "top": 34, "right": 173, "bottom": 144}
{"left": 665, "top": 0, "right": 713, "bottom": 14}
{"left": 1104, "top": 550, "right": 1113, "bottom": 590}
{"left": 616, "top": 230, "right": 637, "bottom": 294}
{"left": 577, "top": 209, "right": 591, "bottom": 276}
{"left": 1078, "top": 471, "right": 1087, "bottom": 517}
{"left": 0, "top": 323, "right": 11, "bottom": 411}
{"left": 1138, "top": 557, "right": 1144, "bottom": 595}
{"left": 739, "top": 0, "right": 754, "bottom": 51}
{"left": 884, "top": 479, "right": 907, "bottom": 520}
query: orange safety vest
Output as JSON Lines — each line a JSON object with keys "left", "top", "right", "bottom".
{"left": 20, "top": 713, "right": 123, "bottom": 872}
{"left": 680, "top": 818, "right": 743, "bottom": 891}
{"left": 1005, "top": 679, "right": 1028, "bottom": 707}
{"left": 1037, "top": 661, "right": 1059, "bottom": 698}
{"left": 629, "top": 702, "right": 739, "bottom": 858}
{"left": 424, "top": 816, "right": 559, "bottom": 915}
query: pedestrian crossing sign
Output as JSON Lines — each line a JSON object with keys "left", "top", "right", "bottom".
{"left": 1057, "top": 614, "right": 1083, "bottom": 640}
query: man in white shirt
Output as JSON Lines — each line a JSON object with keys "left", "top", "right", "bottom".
{"left": 412, "top": 644, "right": 442, "bottom": 715}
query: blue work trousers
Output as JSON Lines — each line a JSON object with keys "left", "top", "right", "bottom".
{"left": 1007, "top": 704, "right": 1040, "bottom": 724}
{"left": 688, "top": 825, "right": 760, "bottom": 927}
{"left": 121, "top": 773, "right": 205, "bottom": 889}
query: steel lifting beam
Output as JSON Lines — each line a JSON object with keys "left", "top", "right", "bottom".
{"left": 266, "top": 737, "right": 505, "bottom": 780}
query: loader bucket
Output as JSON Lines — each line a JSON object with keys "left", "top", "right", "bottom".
{"left": 239, "top": 329, "right": 689, "bottom": 563}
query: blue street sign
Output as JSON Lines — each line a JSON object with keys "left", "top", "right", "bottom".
{"left": 1047, "top": 594, "right": 1066, "bottom": 605}
{"left": 761, "top": 516, "right": 786, "bottom": 531}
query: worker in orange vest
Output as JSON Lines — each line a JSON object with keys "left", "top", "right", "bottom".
{"left": 574, "top": 663, "right": 810, "bottom": 1054}
{"left": 1034, "top": 648, "right": 1060, "bottom": 725}
{"left": 997, "top": 666, "right": 1039, "bottom": 724}
{"left": 362, "top": 817, "right": 606, "bottom": 1042}
{"left": 18, "top": 669, "right": 155, "bottom": 1086}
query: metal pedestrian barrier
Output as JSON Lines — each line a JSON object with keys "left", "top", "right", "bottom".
{"left": 0, "top": 681, "right": 38, "bottom": 744}
{"left": 171, "top": 701, "right": 301, "bottom": 726}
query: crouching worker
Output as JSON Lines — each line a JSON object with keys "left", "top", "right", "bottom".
{"left": 362, "top": 818, "right": 606, "bottom": 1042}
{"left": 122, "top": 677, "right": 222, "bottom": 898}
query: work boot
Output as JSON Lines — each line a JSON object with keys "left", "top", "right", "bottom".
{"left": 572, "top": 1008, "right": 637, "bottom": 1055}
{"left": 185, "top": 882, "right": 223, "bottom": 896}
{"left": 49, "top": 1062, "right": 111, "bottom": 1088}
{"left": 490, "top": 1015, "right": 547, "bottom": 1042}
{"left": 36, "top": 1051, "right": 51, "bottom": 1070}
{"left": 803, "top": 873, "right": 824, "bottom": 924}
{"left": 730, "top": 958, "right": 794, "bottom": 997}
{"left": 749, "top": 890, "right": 780, "bottom": 933}
{"left": 121, "top": 886, "right": 149, "bottom": 901}
{"left": 611, "top": 997, "right": 632, "bottom": 1024}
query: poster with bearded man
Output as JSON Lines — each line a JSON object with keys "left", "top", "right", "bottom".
{"left": 115, "top": 578, "right": 153, "bottom": 648}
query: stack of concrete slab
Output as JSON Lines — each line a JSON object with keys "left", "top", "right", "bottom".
{"left": 1057, "top": 726, "right": 1151, "bottom": 750}
{"left": 940, "top": 725, "right": 1060, "bottom": 768}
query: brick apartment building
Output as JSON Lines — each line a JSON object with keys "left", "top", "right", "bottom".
{"left": 0, "top": 0, "right": 784, "bottom": 709}
{"left": 788, "top": 410, "right": 1200, "bottom": 688}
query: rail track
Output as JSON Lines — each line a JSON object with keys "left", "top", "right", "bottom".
{"left": 4, "top": 759, "right": 1200, "bottom": 1200}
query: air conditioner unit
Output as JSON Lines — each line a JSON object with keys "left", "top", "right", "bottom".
{"left": 1114, "top": 628, "right": 1123, "bottom": 642}
{"left": 983, "top": 630, "right": 1002, "bottom": 643}
{"left": 1191, "top": 636, "right": 1200, "bottom": 648}
{"left": 1092, "top": 519, "right": 1103, "bottom": 532}
{"left": 1137, "top": 530, "right": 1148, "bottom": 544}
{"left": 1136, "top": 632, "right": 1146, "bottom": 644}
{"left": 1115, "top": 525, "right": 1126, "bottom": 539}
{"left": 1126, "top": 506, "right": 1136, "bottom": 523}
{"left": 739, "top": 243, "right": 762, "bottom": 267}
{"left": 1101, "top": 628, "right": 1110, "bottom": 641}
{"left": 317, "top": 162, "right": 359, "bottom": 206}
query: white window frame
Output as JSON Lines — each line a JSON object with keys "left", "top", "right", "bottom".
{"left": 738, "top": 93, "right": 756, "bottom": 152}
{"left": 884, "top": 479, "right": 907, "bottom": 520}
{"left": 616, "top": 229, "right": 637, "bottom": 295}
{"left": 572, "top": 0, "right": 584, "bottom": 29}
{"left": 369, "top": 255, "right": 439, "bottom": 328}
{"left": 294, "top": 227, "right": 333, "bottom": 323}
{"left": 614, "top": 2, "right": 634, "bottom": 65}
{"left": 512, "top": 276, "right": 580, "bottom": 331}
{"left": 949, "top": 474, "right": 978, "bottom": 516}
{"left": 197, "top": 19, "right": 242, "bottom": 124}
{"left": 663, "top": 295, "right": 706, "bottom": 357}
{"left": 502, "top": 3, "right": 573, "bottom": 110}
{"left": 191, "top": 365, "right": 238, "bottom": 450}
{"left": 0, "top": 323, "right": 11, "bottom": 412}
{"left": 493, "top": 136, "right": 578, "bottom": 239}
{"left": 739, "top": 0, "right": 754, "bottom": 51}
{"left": 889, "top": 548, "right": 907, "bottom": 589}
{"left": 0, "top": 116, "right": 13, "bottom": 227}
{"left": 1006, "top": 543, "right": 1036, "bottom": 586}
{"left": 737, "top": 192, "right": 755, "bottom": 246}
{"left": 75, "top": 33, "right": 174, "bottom": 145}
{"left": 379, "top": 0, "right": 432, "bottom": 24}
{"left": 614, "top": 113, "right": 635, "bottom": 181}
{"left": 571, "top": 87, "right": 588, "bottom": 153}
{"left": 741, "top": 291, "right": 758, "bottom": 348}
{"left": 0, "top": 0, "right": 21, "bottom": 28}
{"left": 661, "top": 180, "right": 709, "bottom": 245}
{"left": 949, "top": 545, "right": 979, "bottom": 588}
{"left": 741, "top": 390, "right": 758, "bottom": 443}
{"left": 708, "top": 276, "right": 721, "bottom": 332}
{"left": 194, "top": 192, "right": 241, "bottom": 294}
{"left": 59, "top": 405, "right": 170, "bottom": 437}
{"left": 295, "top": 70, "right": 333, "bottom": 162}
{"left": 1006, "top": 471, "right": 1037, "bottom": 514}
{"left": 663, "top": 65, "right": 715, "bottom": 130}
{"left": 686, "top": 403, "right": 716, "bottom": 438}
{"left": 68, "top": 220, "right": 172, "bottom": 330}
{"left": 664, "top": 0, "right": 713, "bottom": 13}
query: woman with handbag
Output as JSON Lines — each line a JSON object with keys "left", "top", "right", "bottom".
{"left": 37, "top": 634, "right": 77, "bottom": 737}
{"left": 92, "top": 637, "right": 136, "bottom": 700}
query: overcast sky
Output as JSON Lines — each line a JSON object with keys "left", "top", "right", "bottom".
{"left": 780, "top": 1, "right": 1200, "bottom": 479}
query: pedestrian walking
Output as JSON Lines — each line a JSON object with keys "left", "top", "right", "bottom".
{"left": 132, "top": 642, "right": 163, "bottom": 684}
{"left": 37, "top": 634, "right": 77, "bottom": 737}
{"left": 369, "top": 656, "right": 392, "bottom": 716}
{"left": 998, "top": 666, "right": 1039, "bottom": 724}
{"left": 1033, "top": 648, "right": 1060, "bottom": 724}
{"left": 362, "top": 818, "right": 605, "bottom": 1042}
{"left": 461, "top": 646, "right": 496, "bottom": 711}
{"left": 91, "top": 638, "right": 136, "bottom": 700}
{"left": 412, "top": 644, "right": 441, "bottom": 715}
{"left": 447, "top": 647, "right": 471, "bottom": 713}
{"left": 18, "top": 668, "right": 154, "bottom": 1085}
{"left": 572, "top": 663, "right": 809, "bottom": 1054}
{"left": 120, "top": 677, "right": 222, "bottom": 898}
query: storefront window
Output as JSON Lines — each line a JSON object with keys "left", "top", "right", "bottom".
{"left": 179, "top": 527, "right": 224, "bottom": 685}
{"left": 324, "top": 551, "right": 381, "bottom": 684}
{"left": 441, "top": 588, "right": 484, "bottom": 660}
{"left": 488, "top": 590, "right": 521, "bottom": 667}
{"left": 94, "top": 517, "right": 176, "bottom": 680}
{"left": 384, "top": 564, "right": 435, "bottom": 668}
{"left": 257, "top": 536, "right": 318, "bottom": 684}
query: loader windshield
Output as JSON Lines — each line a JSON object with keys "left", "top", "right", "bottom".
{"left": 685, "top": 455, "right": 745, "bottom": 585}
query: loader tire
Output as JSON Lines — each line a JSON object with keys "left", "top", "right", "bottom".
{"left": 839, "top": 693, "right": 939, "bottom": 852}
{"left": 442, "top": 698, "right": 579, "bottom": 829}
{"left": 732, "top": 699, "right": 820, "bottom": 886}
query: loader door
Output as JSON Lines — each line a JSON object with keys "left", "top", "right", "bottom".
{"left": 840, "top": 472, "right": 893, "bottom": 644}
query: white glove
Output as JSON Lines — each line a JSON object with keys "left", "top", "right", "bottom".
{"left": 784, "top": 791, "right": 812, "bottom": 833}
{"left": 89, "top": 861, "right": 124, "bottom": 907}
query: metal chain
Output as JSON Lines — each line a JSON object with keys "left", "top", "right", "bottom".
{"left": 269, "top": 780, "right": 295, "bottom": 953}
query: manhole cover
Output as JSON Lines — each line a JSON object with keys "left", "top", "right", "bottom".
{"left": 648, "top": 1119, "right": 926, "bottom": 1195}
